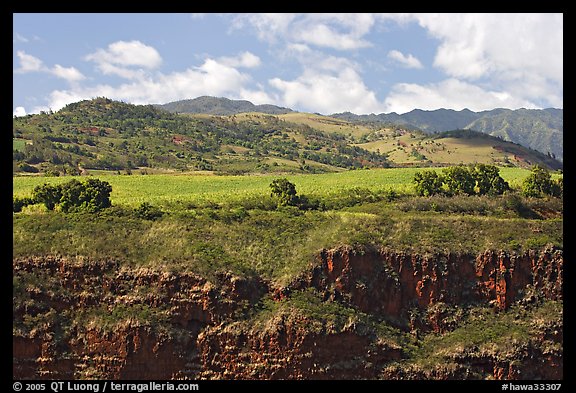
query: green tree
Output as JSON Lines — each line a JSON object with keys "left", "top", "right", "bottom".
{"left": 413, "top": 170, "right": 443, "bottom": 196}
{"left": 32, "top": 178, "right": 112, "bottom": 212}
{"left": 443, "top": 165, "right": 476, "bottom": 195}
{"left": 472, "top": 164, "right": 510, "bottom": 195}
{"left": 522, "top": 165, "right": 560, "bottom": 197}
{"left": 13, "top": 196, "right": 35, "bottom": 213}
{"left": 270, "top": 178, "right": 298, "bottom": 207}
{"left": 32, "top": 183, "right": 62, "bottom": 210}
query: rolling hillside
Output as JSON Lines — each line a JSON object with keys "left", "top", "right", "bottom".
{"left": 12, "top": 97, "right": 562, "bottom": 177}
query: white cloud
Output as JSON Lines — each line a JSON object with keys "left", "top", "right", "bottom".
{"left": 387, "top": 50, "right": 423, "bottom": 69}
{"left": 15, "top": 51, "right": 44, "bottom": 73}
{"left": 85, "top": 40, "right": 162, "bottom": 79}
{"left": 412, "top": 14, "right": 562, "bottom": 82}
{"left": 51, "top": 64, "right": 86, "bottom": 82}
{"left": 409, "top": 13, "right": 562, "bottom": 108}
{"left": 13, "top": 33, "right": 29, "bottom": 43}
{"left": 219, "top": 51, "right": 261, "bottom": 68}
{"left": 14, "top": 51, "right": 86, "bottom": 83}
{"left": 232, "top": 13, "right": 375, "bottom": 51}
{"left": 42, "top": 57, "right": 267, "bottom": 111}
{"left": 384, "top": 78, "right": 537, "bottom": 114}
{"left": 231, "top": 13, "right": 297, "bottom": 43}
{"left": 269, "top": 66, "right": 382, "bottom": 114}
{"left": 13, "top": 106, "right": 27, "bottom": 117}
{"left": 293, "top": 23, "right": 371, "bottom": 50}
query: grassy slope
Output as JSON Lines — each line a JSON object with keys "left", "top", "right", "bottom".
{"left": 355, "top": 131, "right": 556, "bottom": 168}
{"left": 277, "top": 112, "right": 374, "bottom": 137}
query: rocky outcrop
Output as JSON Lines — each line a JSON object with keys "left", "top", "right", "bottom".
{"left": 13, "top": 248, "right": 563, "bottom": 380}
{"left": 197, "top": 314, "right": 402, "bottom": 380}
{"left": 309, "top": 247, "right": 562, "bottom": 318}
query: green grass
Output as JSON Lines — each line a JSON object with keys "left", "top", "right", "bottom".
{"left": 13, "top": 167, "right": 534, "bottom": 207}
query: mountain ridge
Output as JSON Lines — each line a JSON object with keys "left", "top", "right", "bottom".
{"left": 155, "top": 97, "right": 562, "bottom": 161}
{"left": 155, "top": 96, "right": 293, "bottom": 116}
{"left": 331, "top": 107, "right": 563, "bottom": 161}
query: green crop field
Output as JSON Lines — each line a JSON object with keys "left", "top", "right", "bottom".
{"left": 13, "top": 167, "right": 534, "bottom": 207}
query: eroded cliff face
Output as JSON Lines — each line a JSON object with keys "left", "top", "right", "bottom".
{"left": 308, "top": 247, "right": 562, "bottom": 321}
{"left": 13, "top": 248, "right": 563, "bottom": 380}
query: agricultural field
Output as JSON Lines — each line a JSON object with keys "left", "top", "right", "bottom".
{"left": 13, "top": 167, "right": 535, "bottom": 208}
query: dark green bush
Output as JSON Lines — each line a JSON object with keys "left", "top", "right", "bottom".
{"left": 13, "top": 196, "right": 35, "bottom": 213}
{"left": 522, "top": 165, "right": 560, "bottom": 198}
{"left": 413, "top": 170, "right": 443, "bottom": 196}
{"left": 32, "top": 178, "right": 112, "bottom": 212}
{"left": 443, "top": 165, "right": 476, "bottom": 195}
{"left": 134, "top": 202, "right": 164, "bottom": 220}
{"left": 32, "top": 183, "right": 62, "bottom": 210}
{"left": 270, "top": 178, "right": 298, "bottom": 207}
{"left": 472, "top": 164, "right": 509, "bottom": 195}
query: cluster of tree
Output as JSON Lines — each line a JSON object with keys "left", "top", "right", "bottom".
{"left": 13, "top": 178, "right": 112, "bottom": 213}
{"left": 413, "top": 164, "right": 510, "bottom": 196}
{"left": 414, "top": 164, "right": 562, "bottom": 198}
{"left": 521, "top": 165, "right": 562, "bottom": 197}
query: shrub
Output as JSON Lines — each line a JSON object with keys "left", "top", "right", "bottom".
{"left": 13, "top": 196, "right": 35, "bottom": 213}
{"left": 32, "top": 178, "right": 113, "bottom": 212}
{"left": 472, "top": 164, "right": 509, "bottom": 195}
{"left": 522, "top": 165, "right": 560, "bottom": 198}
{"left": 32, "top": 183, "right": 62, "bottom": 210}
{"left": 413, "top": 170, "right": 443, "bottom": 196}
{"left": 134, "top": 202, "right": 164, "bottom": 220}
{"left": 270, "top": 178, "right": 298, "bottom": 207}
{"left": 443, "top": 165, "right": 475, "bottom": 195}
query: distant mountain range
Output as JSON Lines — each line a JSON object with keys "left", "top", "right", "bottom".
{"left": 157, "top": 97, "right": 562, "bottom": 161}
{"left": 155, "top": 96, "right": 293, "bottom": 116}
{"left": 332, "top": 108, "right": 563, "bottom": 162}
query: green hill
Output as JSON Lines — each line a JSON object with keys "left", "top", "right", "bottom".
{"left": 332, "top": 107, "right": 563, "bottom": 161}
{"left": 12, "top": 98, "right": 388, "bottom": 176}
{"left": 12, "top": 98, "right": 561, "bottom": 177}
{"left": 156, "top": 96, "right": 293, "bottom": 115}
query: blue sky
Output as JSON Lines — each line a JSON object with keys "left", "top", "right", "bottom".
{"left": 13, "top": 13, "right": 563, "bottom": 116}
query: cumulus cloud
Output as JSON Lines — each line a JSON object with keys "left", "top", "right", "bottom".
{"left": 218, "top": 51, "right": 261, "bottom": 68}
{"left": 42, "top": 57, "right": 267, "bottom": 111}
{"left": 269, "top": 65, "right": 383, "bottom": 114}
{"left": 231, "top": 13, "right": 297, "bottom": 43}
{"left": 15, "top": 51, "right": 44, "bottom": 73}
{"left": 14, "top": 50, "right": 86, "bottom": 83}
{"left": 232, "top": 13, "right": 375, "bottom": 51}
{"left": 409, "top": 13, "right": 562, "bottom": 108}
{"left": 232, "top": 13, "right": 562, "bottom": 111}
{"left": 51, "top": 64, "right": 86, "bottom": 82}
{"left": 85, "top": 40, "right": 162, "bottom": 79}
{"left": 13, "top": 106, "right": 27, "bottom": 117}
{"left": 293, "top": 23, "right": 371, "bottom": 50}
{"left": 387, "top": 50, "right": 423, "bottom": 69}
{"left": 15, "top": 14, "right": 562, "bottom": 116}
{"left": 384, "top": 78, "right": 537, "bottom": 114}
{"left": 412, "top": 14, "right": 562, "bottom": 82}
